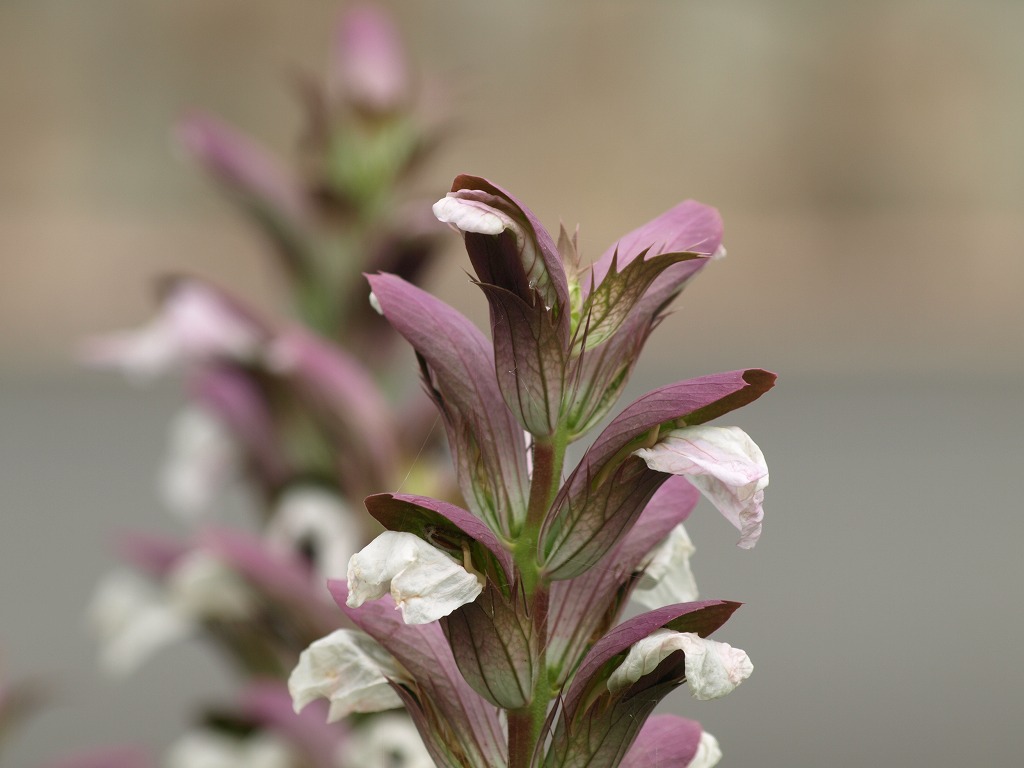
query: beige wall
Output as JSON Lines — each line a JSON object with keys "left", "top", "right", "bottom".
{"left": 1, "top": 0, "right": 1021, "bottom": 376}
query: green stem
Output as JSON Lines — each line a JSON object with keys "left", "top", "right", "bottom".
{"left": 508, "top": 708, "right": 534, "bottom": 768}
{"left": 509, "top": 429, "right": 566, "bottom": 768}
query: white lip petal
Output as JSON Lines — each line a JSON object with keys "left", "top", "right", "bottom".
{"left": 81, "top": 282, "right": 261, "bottom": 379}
{"left": 635, "top": 425, "right": 767, "bottom": 549}
{"left": 368, "top": 290, "right": 384, "bottom": 316}
{"left": 340, "top": 712, "right": 434, "bottom": 768}
{"left": 87, "top": 570, "right": 192, "bottom": 676}
{"left": 166, "top": 550, "right": 255, "bottom": 622}
{"left": 159, "top": 406, "right": 239, "bottom": 521}
{"left": 688, "top": 730, "right": 723, "bottom": 768}
{"left": 346, "top": 531, "right": 483, "bottom": 624}
{"left": 432, "top": 195, "right": 508, "bottom": 235}
{"left": 165, "top": 730, "right": 297, "bottom": 768}
{"left": 607, "top": 628, "right": 752, "bottom": 700}
{"left": 289, "top": 629, "right": 404, "bottom": 722}
{"left": 632, "top": 522, "right": 699, "bottom": 610}
{"left": 265, "top": 485, "right": 364, "bottom": 582}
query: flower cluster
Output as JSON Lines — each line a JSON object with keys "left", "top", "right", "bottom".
{"left": 69, "top": 5, "right": 774, "bottom": 767}
{"left": 291, "top": 174, "right": 775, "bottom": 767}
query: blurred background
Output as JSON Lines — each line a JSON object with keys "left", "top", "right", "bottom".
{"left": 1, "top": 0, "right": 1021, "bottom": 765}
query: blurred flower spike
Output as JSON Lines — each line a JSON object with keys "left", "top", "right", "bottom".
{"left": 173, "top": 4, "right": 445, "bottom": 341}
{"left": 288, "top": 172, "right": 776, "bottom": 767}
{"left": 80, "top": 5, "right": 459, "bottom": 768}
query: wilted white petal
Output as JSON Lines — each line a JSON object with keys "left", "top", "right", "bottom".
{"left": 347, "top": 531, "right": 483, "bottom": 624}
{"left": 266, "top": 485, "right": 364, "bottom": 582}
{"left": 166, "top": 550, "right": 256, "bottom": 621}
{"left": 81, "top": 282, "right": 261, "bottom": 379}
{"left": 165, "top": 730, "right": 296, "bottom": 768}
{"left": 688, "top": 730, "right": 723, "bottom": 768}
{"left": 632, "top": 522, "right": 699, "bottom": 610}
{"left": 607, "top": 629, "right": 752, "bottom": 700}
{"left": 159, "top": 406, "right": 240, "bottom": 521}
{"left": 340, "top": 712, "right": 433, "bottom": 768}
{"left": 87, "top": 570, "right": 192, "bottom": 676}
{"left": 289, "top": 629, "right": 403, "bottom": 722}
{"left": 432, "top": 195, "right": 508, "bottom": 235}
{"left": 634, "top": 425, "right": 768, "bottom": 549}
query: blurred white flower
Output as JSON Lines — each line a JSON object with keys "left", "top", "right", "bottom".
{"left": 346, "top": 531, "right": 483, "bottom": 624}
{"left": 166, "top": 550, "right": 256, "bottom": 622}
{"left": 289, "top": 629, "right": 404, "bottom": 723}
{"left": 634, "top": 425, "right": 768, "bottom": 548}
{"left": 688, "top": 730, "right": 723, "bottom": 768}
{"left": 607, "top": 628, "right": 752, "bottom": 700}
{"left": 265, "top": 486, "right": 364, "bottom": 582}
{"left": 81, "top": 281, "right": 262, "bottom": 379}
{"left": 632, "top": 522, "right": 699, "bottom": 610}
{"left": 159, "top": 406, "right": 240, "bottom": 521}
{"left": 87, "top": 570, "right": 191, "bottom": 676}
{"left": 339, "top": 712, "right": 433, "bottom": 768}
{"left": 164, "top": 730, "right": 297, "bottom": 768}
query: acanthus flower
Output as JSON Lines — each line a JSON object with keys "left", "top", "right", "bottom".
{"left": 86, "top": 570, "right": 192, "bottom": 676}
{"left": 289, "top": 628, "right": 404, "bottom": 722}
{"left": 164, "top": 729, "right": 297, "bottom": 768}
{"left": 265, "top": 484, "right": 365, "bottom": 582}
{"left": 607, "top": 628, "right": 753, "bottom": 700}
{"left": 81, "top": 279, "right": 264, "bottom": 379}
{"left": 158, "top": 405, "right": 240, "bottom": 521}
{"left": 634, "top": 424, "right": 769, "bottom": 549}
{"left": 339, "top": 712, "right": 434, "bottom": 768}
{"left": 631, "top": 520, "right": 699, "bottom": 610}
{"left": 346, "top": 531, "right": 484, "bottom": 624}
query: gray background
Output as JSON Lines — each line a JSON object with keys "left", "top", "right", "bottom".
{"left": 2, "top": 1, "right": 1023, "bottom": 765}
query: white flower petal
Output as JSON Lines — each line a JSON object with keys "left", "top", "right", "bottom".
{"left": 687, "top": 730, "right": 723, "bottom": 768}
{"left": 340, "top": 712, "right": 434, "bottom": 768}
{"left": 159, "top": 406, "right": 240, "bottom": 520}
{"left": 347, "top": 531, "right": 483, "bottom": 624}
{"left": 289, "top": 629, "right": 403, "bottom": 722}
{"left": 166, "top": 550, "right": 256, "bottom": 622}
{"left": 368, "top": 290, "right": 384, "bottom": 316}
{"left": 87, "top": 570, "right": 192, "bottom": 676}
{"left": 680, "top": 633, "right": 754, "bottom": 701}
{"left": 634, "top": 425, "right": 768, "bottom": 548}
{"left": 165, "top": 730, "right": 296, "bottom": 768}
{"left": 265, "top": 485, "right": 364, "bottom": 582}
{"left": 432, "top": 195, "right": 508, "bottom": 235}
{"left": 607, "top": 629, "right": 752, "bottom": 700}
{"left": 632, "top": 522, "right": 698, "bottom": 610}
{"left": 81, "top": 282, "right": 261, "bottom": 379}
{"left": 162, "top": 282, "right": 262, "bottom": 364}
